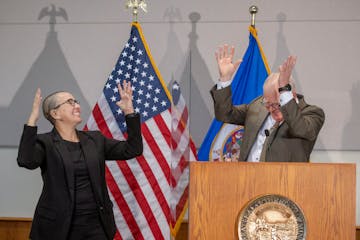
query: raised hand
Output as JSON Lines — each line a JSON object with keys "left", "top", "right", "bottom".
{"left": 278, "top": 55, "right": 297, "bottom": 87}
{"left": 27, "top": 88, "right": 42, "bottom": 126}
{"left": 215, "top": 44, "right": 242, "bottom": 82}
{"left": 116, "top": 80, "right": 135, "bottom": 115}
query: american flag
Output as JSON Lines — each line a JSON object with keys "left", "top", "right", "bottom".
{"left": 170, "top": 81, "right": 197, "bottom": 235}
{"left": 84, "top": 22, "right": 197, "bottom": 239}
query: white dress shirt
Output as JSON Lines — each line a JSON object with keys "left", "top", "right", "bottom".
{"left": 248, "top": 91, "right": 294, "bottom": 162}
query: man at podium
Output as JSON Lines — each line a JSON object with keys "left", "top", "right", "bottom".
{"left": 210, "top": 45, "right": 325, "bottom": 162}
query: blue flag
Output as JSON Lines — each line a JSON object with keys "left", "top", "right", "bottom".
{"left": 198, "top": 26, "right": 270, "bottom": 161}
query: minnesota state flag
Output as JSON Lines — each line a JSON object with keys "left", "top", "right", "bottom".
{"left": 198, "top": 26, "right": 270, "bottom": 161}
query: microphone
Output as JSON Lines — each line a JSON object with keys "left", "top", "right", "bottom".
{"left": 264, "top": 129, "right": 270, "bottom": 137}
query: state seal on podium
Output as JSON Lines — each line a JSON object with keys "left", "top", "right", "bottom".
{"left": 237, "top": 194, "right": 306, "bottom": 240}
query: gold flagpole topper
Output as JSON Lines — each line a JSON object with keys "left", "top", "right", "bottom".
{"left": 126, "top": 0, "right": 147, "bottom": 22}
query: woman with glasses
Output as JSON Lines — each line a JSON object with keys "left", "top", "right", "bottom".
{"left": 17, "top": 80, "right": 143, "bottom": 240}
{"left": 211, "top": 44, "right": 325, "bottom": 163}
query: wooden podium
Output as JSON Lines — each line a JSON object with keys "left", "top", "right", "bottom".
{"left": 189, "top": 162, "right": 356, "bottom": 240}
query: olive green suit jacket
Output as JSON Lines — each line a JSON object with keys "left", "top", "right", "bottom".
{"left": 211, "top": 86, "right": 325, "bottom": 162}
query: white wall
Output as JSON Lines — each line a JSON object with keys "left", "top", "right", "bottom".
{"left": 0, "top": 0, "right": 359, "bottom": 224}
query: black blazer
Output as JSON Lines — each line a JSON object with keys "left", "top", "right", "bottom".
{"left": 17, "top": 114, "right": 143, "bottom": 240}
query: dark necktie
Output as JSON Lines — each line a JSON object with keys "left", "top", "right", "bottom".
{"left": 259, "top": 121, "right": 280, "bottom": 162}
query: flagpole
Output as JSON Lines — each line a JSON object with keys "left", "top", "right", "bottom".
{"left": 249, "top": 5, "right": 258, "bottom": 27}
{"left": 126, "top": 0, "right": 147, "bottom": 22}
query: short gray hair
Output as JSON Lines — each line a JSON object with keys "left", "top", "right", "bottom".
{"left": 42, "top": 91, "right": 63, "bottom": 125}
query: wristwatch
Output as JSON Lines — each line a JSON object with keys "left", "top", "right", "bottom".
{"left": 278, "top": 83, "right": 292, "bottom": 92}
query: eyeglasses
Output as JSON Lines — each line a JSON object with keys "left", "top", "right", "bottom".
{"left": 53, "top": 98, "right": 79, "bottom": 109}
{"left": 261, "top": 99, "right": 280, "bottom": 109}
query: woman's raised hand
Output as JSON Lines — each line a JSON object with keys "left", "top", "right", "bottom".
{"left": 116, "top": 80, "right": 135, "bottom": 115}
{"left": 27, "top": 88, "right": 42, "bottom": 126}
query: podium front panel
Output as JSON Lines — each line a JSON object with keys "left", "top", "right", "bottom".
{"left": 189, "top": 162, "right": 356, "bottom": 240}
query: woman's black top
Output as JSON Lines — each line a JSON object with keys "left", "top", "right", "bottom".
{"left": 64, "top": 140, "right": 98, "bottom": 225}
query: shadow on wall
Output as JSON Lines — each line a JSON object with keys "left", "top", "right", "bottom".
{"left": 0, "top": 5, "right": 90, "bottom": 146}
{"left": 159, "top": 9, "right": 213, "bottom": 147}
{"left": 342, "top": 81, "right": 360, "bottom": 150}
{"left": 272, "top": 12, "right": 327, "bottom": 154}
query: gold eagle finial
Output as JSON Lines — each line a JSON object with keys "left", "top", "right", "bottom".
{"left": 126, "top": 0, "right": 147, "bottom": 22}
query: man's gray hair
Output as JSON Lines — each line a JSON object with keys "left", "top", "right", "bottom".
{"left": 42, "top": 91, "right": 63, "bottom": 125}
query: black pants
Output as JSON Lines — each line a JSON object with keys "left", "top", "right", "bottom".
{"left": 67, "top": 212, "right": 108, "bottom": 240}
